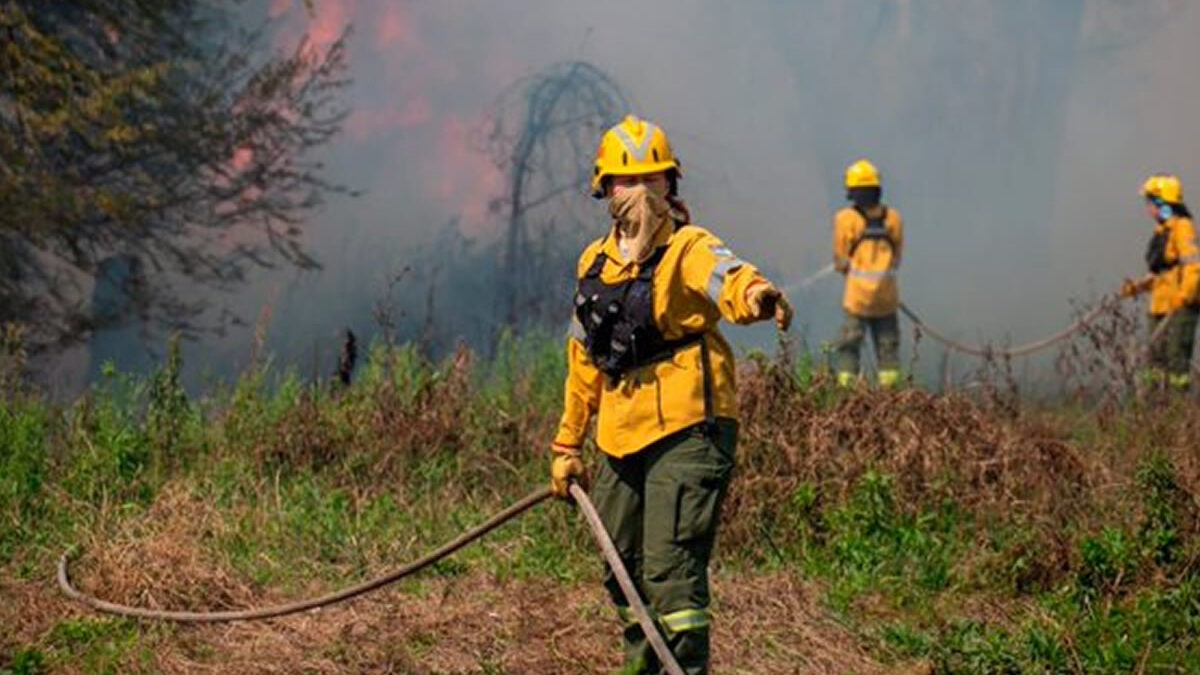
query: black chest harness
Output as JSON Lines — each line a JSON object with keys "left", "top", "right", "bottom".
{"left": 573, "top": 237, "right": 716, "bottom": 430}
{"left": 848, "top": 206, "right": 894, "bottom": 260}
{"left": 1146, "top": 227, "right": 1175, "bottom": 275}
{"left": 574, "top": 244, "right": 702, "bottom": 379}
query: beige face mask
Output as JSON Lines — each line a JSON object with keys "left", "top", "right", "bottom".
{"left": 609, "top": 184, "right": 671, "bottom": 263}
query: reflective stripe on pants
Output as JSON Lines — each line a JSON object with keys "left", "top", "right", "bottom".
{"left": 837, "top": 310, "right": 900, "bottom": 380}
{"left": 660, "top": 607, "right": 711, "bottom": 636}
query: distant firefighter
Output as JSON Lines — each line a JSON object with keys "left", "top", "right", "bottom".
{"left": 1122, "top": 174, "right": 1199, "bottom": 392}
{"left": 832, "top": 159, "right": 905, "bottom": 388}
{"left": 550, "top": 115, "right": 792, "bottom": 674}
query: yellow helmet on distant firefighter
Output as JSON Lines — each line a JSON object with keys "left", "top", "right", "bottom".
{"left": 844, "top": 159, "right": 881, "bottom": 189}
{"left": 591, "top": 115, "right": 681, "bottom": 198}
{"left": 1142, "top": 174, "right": 1184, "bottom": 205}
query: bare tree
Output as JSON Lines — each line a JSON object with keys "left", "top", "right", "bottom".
{"left": 480, "top": 61, "right": 630, "bottom": 334}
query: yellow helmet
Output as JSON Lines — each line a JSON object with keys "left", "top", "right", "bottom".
{"left": 1142, "top": 174, "right": 1184, "bottom": 205}
{"left": 844, "top": 159, "right": 881, "bottom": 189}
{"left": 591, "top": 115, "right": 681, "bottom": 198}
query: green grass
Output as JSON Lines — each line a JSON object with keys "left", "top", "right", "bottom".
{"left": 41, "top": 618, "right": 154, "bottom": 674}
{"left": 2, "top": 333, "right": 1199, "bottom": 672}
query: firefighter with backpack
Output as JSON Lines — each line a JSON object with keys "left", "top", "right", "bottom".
{"left": 549, "top": 115, "right": 793, "bottom": 674}
{"left": 1121, "top": 173, "right": 1200, "bottom": 392}
{"left": 833, "top": 159, "right": 905, "bottom": 388}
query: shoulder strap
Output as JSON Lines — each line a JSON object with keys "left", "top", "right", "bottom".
{"left": 848, "top": 206, "right": 893, "bottom": 259}
{"left": 853, "top": 204, "right": 888, "bottom": 228}
{"left": 584, "top": 250, "right": 608, "bottom": 280}
{"left": 636, "top": 245, "right": 669, "bottom": 281}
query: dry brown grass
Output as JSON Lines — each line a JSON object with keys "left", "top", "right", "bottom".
{"left": 226, "top": 344, "right": 550, "bottom": 488}
{"left": 712, "top": 572, "right": 889, "bottom": 674}
{"left": 6, "top": 480, "right": 901, "bottom": 674}
{"left": 73, "top": 486, "right": 254, "bottom": 613}
{"left": 728, "top": 356, "right": 1200, "bottom": 581}
{"left": 7, "top": 572, "right": 900, "bottom": 673}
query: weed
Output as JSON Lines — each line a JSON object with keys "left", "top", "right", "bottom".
{"left": 146, "top": 333, "right": 191, "bottom": 480}
{"left": 0, "top": 399, "right": 48, "bottom": 561}
{"left": 1135, "top": 452, "right": 1187, "bottom": 566}
{"left": 1078, "top": 527, "right": 1136, "bottom": 597}
{"left": 46, "top": 618, "right": 149, "bottom": 674}
{"left": 0, "top": 646, "right": 46, "bottom": 675}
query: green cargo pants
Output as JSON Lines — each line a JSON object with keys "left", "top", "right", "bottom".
{"left": 837, "top": 310, "right": 901, "bottom": 387}
{"left": 590, "top": 419, "right": 737, "bottom": 675}
{"left": 1148, "top": 306, "right": 1199, "bottom": 390}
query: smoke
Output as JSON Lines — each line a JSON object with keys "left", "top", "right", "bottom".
{"left": 64, "top": 0, "right": 1200, "bottom": 391}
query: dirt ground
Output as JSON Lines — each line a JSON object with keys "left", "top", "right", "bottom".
{"left": 4, "top": 565, "right": 906, "bottom": 674}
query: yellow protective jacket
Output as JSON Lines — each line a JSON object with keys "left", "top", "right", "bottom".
{"left": 1149, "top": 215, "right": 1200, "bottom": 316}
{"left": 833, "top": 205, "right": 904, "bottom": 317}
{"left": 554, "top": 224, "right": 770, "bottom": 458}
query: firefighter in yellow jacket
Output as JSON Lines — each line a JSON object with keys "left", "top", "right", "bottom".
{"left": 833, "top": 159, "right": 905, "bottom": 387}
{"left": 550, "top": 115, "right": 793, "bottom": 674}
{"left": 1122, "top": 174, "right": 1199, "bottom": 391}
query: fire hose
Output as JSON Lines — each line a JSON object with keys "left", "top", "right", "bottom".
{"left": 897, "top": 296, "right": 1179, "bottom": 368}
{"left": 59, "top": 484, "right": 686, "bottom": 675}
{"left": 791, "top": 265, "right": 1155, "bottom": 360}
{"left": 896, "top": 298, "right": 1121, "bottom": 359}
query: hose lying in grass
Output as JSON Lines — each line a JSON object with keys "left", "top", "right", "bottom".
{"left": 59, "top": 483, "right": 685, "bottom": 674}
{"left": 58, "top": 488, "right": 554, "bottom": 622}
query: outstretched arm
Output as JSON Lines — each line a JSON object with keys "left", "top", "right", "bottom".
{"left": 679, "top": 230, "right": 792, "bottom": 330}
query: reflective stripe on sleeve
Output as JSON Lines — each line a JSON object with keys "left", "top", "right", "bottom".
{"left": 848, "top": 267, "right": 896, "bottom": 282}
{"left": 706, "top": 258, "right": 744, "bottom": 304}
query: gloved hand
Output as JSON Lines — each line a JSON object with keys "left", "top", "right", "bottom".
{"left": 1120, "top": 276, "right": 1152, "bottom": 298}
{"left": 746, "top": 282, "right": 794, "bottom": 332}
{"left": 550, "top": 444, "right": 588, "bottom": 499}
